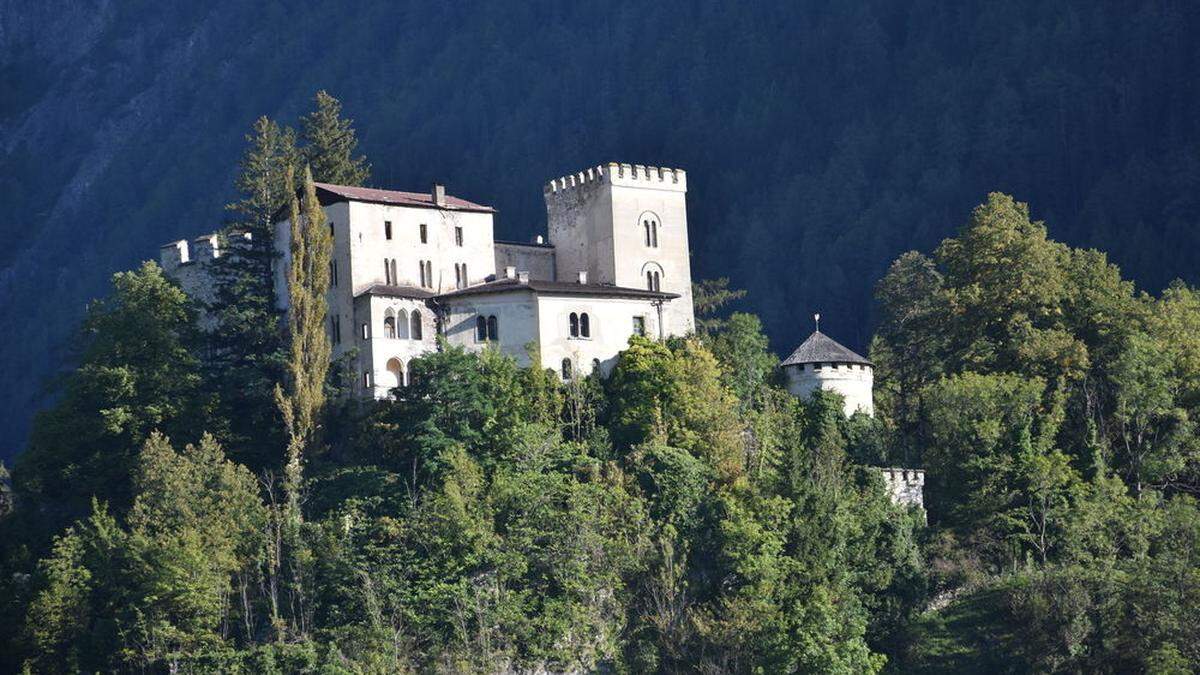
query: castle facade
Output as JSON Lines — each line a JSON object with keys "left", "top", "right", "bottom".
{"left": 162, "top": 163, "right": 695, "bottom": 397}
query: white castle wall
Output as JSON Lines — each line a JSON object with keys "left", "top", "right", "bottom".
{"left": 784, "top": 361, "right": 875, "bottom": 417}
{"left": 544, "top": 163, "right": 694, "bottom": 335}
{"left": 878, "top": 468, "right": 925, "bottom": 510}
{"left": 534, "top": 293, "right": 663, "bottom": 378}
{"left": 441, "top": 288, "right": 541, "bottom": 365}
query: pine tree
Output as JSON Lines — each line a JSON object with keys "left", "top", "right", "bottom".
{"left": 205, "top": 116, "right": 297, "bottom": 469}
{"left": 300, "top": 91, "right": 370, "bottom": 186}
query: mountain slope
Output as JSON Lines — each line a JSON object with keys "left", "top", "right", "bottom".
{"left": 3, "top": 0, "right": 1199, "bottom": 458}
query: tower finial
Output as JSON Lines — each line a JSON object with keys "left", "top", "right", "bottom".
{"left": 814, "top": 313, "right": 821, "bottom": 333}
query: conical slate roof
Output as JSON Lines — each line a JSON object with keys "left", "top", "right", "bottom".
{"left": 781, "top": 331, "right": 872, "bottom": 367}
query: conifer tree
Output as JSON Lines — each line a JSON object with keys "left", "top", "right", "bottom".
{"left": 206, "top": 116, "right": 297, "bottom": 468}
{"left": 300, "top": 90, "right": 370, "bottom": 186}
{"left": 275, "top": 165, "right": 332, "bottom": 520}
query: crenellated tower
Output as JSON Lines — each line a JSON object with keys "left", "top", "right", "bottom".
{"left": 544, "top": 163, "right": 695, "bottom": 334}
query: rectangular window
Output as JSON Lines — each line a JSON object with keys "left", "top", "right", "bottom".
{"left": 384, "top": 220, "right": 393, "bottom": 240}
{"left": 419, "top": 223, "right": 428, "bottom": 243}
{"left": 361, "top": 322, "right": 369, "bottom": 340}
{"left": 363, "top": 371, "right": 371, "bottom": 389}
{"left": 331, "top": 315, "right": 342, "bottom": 345}
{"left": 632, "top": 316, "right": 646, "bottom": 336}
{"left": 455, "top": 226, "right": 463, "bottom": 247}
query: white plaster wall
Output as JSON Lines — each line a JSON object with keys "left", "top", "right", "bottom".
{"left": 784, "top": 362, "right": 875, "bottom": 416}
{"left": 607, "top": 167, "right": 695, "bottom": 335}
{"left": 494, "top": 243, "right": 556, "bottom": 281}
{"left": 534, "top": 294, "right": 663, "bottom": 378}
{"left": 355, "top": 294, "right": 437, "bottom": 398}
{"left": 441, "top": 290, "right": 541, "bottom": 365}
{"left": 544, "top": 164, "right": 695, "bottom": 336}
{"left": 345, "top": 201, "right": 495, "bottom": 294}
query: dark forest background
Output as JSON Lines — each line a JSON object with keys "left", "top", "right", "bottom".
{"left": 3, "top": 0, "right": 1199, "bottom": 460}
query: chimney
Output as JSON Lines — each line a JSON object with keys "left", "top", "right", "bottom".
{"left": 504, "top": 266, "right": 517, "bottom": 279}
{"left": 576, "top": 271, "right": 588, "bottom": 284}
{"left": 517, "top": 271, "right": 530, "bottom": 284}
{"left": 432, "top": 183, "right": 446, "bottom": 207}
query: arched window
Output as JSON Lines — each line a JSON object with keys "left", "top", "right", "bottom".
{"left": 569, "top": 312, "right": 580, "bottom": 338}
{"left": 396, "top": 309, "right": 410, "bottom": 339}
{"left": 383, "top": 310, "right": 397, "bottom": 339}
{"left": 580, "top": 312, "right": 591, "bottom": 338}
{"left": 385, "top": 358, "right": 404, "bottom": 391}
{"left": 561, "top": 358, "right": 573, "bottom": 381}
{"left": 645, "top": 269, "right": 662, "bottom": 291}
{"left": 640, "top": 212, "right": 660, "bottom": 248}
{"left": 390, "top": 259, "right": 398, "bottom": 286}
{"left": 384, "top": 258, "right": 392, "bottom": 285}
{"left": 592, "top": 358, "right": 601, "bottom": 374}
{"left": 487, "top": 315, "right": 498, "bottom": 342}
{"left": 476, "top": 315, "right": 488, "bottom": 342}
{"left": 410, "top": 310, "right": 423, "bottom": 340}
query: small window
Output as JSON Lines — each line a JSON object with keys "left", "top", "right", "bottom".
{"left": 329, "top": 260, "right": 337, "bottom": 288}
{"left": 580, "top": 312, "right": 591, "bottom": 338}
{"left": 645, "top": 270, "right": 661, "bottom": 292}
{"left": 419, "top": 223, "right": 428, "bottom": 243}
{"left": 411, "top": 310, "right": 423, "bottom": 340}
{"left": 651, "top": 220, "right": 659, "bottom": 247}
{"left": 385, "top": 258, "right": 392, "bottom": 285}
{"left": 562, "top": 358, "right": 573, "bottom": 381}
{"left": 397, "top": 309, "right": 409, "bottom": 339}
{"left": 329, "top": 221, "right": 335, "bottom": 239}
{"left": 487, "top": 315, "right": 498, "bottom": 341}
{"left": 476, "top": 315, "right": 488, "bottom": 342}
{"left": 384, "top": 220, "right": 393, "bottom": 240}
{"left": 455, "top": 226, "right": 463, "bottom": 247}
{"left": 462, "top": 264, "right": 468, "bottom": 287}
{"left": 644, "top": 220, "right": 652, "bottom": 247}
{"left": 363, "top": 370, "right": 371, "bottom": 389}
{"left": 384, "top": 316, "right": 397, "bottom": 339}
{"left": 361, "top": 322, "right": 369, "bottom": 340}
{"left": 569, "top": 312, "right": 579, "bottom": 338}
{"left": 632, "top": 316, "right": 645, "bottom": 336}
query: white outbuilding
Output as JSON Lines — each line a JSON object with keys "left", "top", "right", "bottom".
{"left": 781, "top": 329, "right": 874, "bottom": 417}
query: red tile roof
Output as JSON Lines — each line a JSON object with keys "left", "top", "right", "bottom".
{"left": 313, "top": 182, "right": 494, "bottom": 213}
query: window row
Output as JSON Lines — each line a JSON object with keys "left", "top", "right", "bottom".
{"left": 381, "top": 308, "right": 424, "bottom": 340}
{"left": 476, "top": 314, "right": 499, "bottom": 342}
{"left": 454, "top": 262, "right": 469, "bottom": 289}
{"left": 561, "top": 357, "right": 604, "bottom": 381}
{"left": 418, "top": 260, "right": 434, "bottom": 288}
{"left": 383, "top": 258, "right": 399, "bottom": 285}
{"left": 381, "top": 221, "right": 453, "bottom": 246}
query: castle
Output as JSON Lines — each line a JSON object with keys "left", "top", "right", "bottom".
{"left": 163, "top": 163, "right": 694, "bottom": 394}
{"left": 160, "top": 161, "right": 922, "bottom": 509}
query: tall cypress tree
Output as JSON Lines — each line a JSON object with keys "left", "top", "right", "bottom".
{"left": 300, "top": 90, "right": 370, "bottom": 186}
{"left": 275, "top": 165, "right": 332, "bottom": 520}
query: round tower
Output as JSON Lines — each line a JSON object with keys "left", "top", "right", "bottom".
{"left": 781, "top": 326, "right": 874, "bottom": 417}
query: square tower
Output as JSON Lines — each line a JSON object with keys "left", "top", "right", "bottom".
{"left": 544, "top": 163, "right": 695, "bottom": 334}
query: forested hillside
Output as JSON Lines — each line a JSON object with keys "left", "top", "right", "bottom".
{"left": 2, "top": 172, "right": 1198, "bottom": 670}
{"left": 3, "top": 0, "right": 1200, "bottom": 457}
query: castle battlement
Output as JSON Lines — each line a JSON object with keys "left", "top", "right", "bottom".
{"left": 878, "top": 467, "right": 925, "bottom": 510}
{"left": 544, "top": 162, "right": 686, "bottom": 194}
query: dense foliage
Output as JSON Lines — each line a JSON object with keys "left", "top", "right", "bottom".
{"left": 6, "top": 0, "right": 1200, "bottom": 455}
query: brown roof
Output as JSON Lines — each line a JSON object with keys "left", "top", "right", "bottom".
{"left": 354, "top": 284, "right": 437, "bottom": 300}
{"left": 313, "top": 182, "right": 494, "bottom": 213}
{"left": 437, "top": 277, "right": 679, "bottom": 301}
